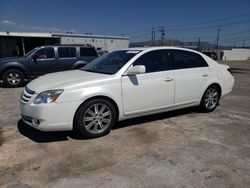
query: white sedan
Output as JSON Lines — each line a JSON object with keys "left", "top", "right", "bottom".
{"left": 20, "top": 47, "right": 234, "bottom": 138}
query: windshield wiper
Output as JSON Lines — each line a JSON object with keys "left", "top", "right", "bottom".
{"left": 82, "top": 69, "right": 97, "bottom": 73}
{"left": 83, "top": 69, "right": 112, "bottom": 75}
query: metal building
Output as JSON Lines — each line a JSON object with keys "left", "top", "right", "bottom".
{"left": 0, "top": 31, "right": 129, "bottom": 58}
{"left": 57, "top": 33, "right": 129, "bottom": 52}
{"left": 223, "top": 48, "right": 250, "bottom": 60}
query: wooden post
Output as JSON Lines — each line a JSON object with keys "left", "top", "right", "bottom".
{"left": 21, "top": 37, "right": 25, "bottom": 55}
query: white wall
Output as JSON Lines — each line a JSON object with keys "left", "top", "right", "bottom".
{"left": 60, "top": 37, "right": 129, "bottom": 52}
{"left": 223, "top": 48, "right": 250, "bottom": 60}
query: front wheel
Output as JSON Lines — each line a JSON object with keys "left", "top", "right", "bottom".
{"left": 74, "top": 99, "right": 117, "bottom": 138}
{"left": 200, "top": 85, "right": 220, "bottom": 112}
{"left": 2, "top": 69, "right": 25, "bottom": 88}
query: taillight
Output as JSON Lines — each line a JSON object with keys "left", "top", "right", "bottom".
{"left": 227, "top": 68, "right": 233, "bottom": 76}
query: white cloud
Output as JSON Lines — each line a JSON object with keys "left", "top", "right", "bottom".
{"left": 68, "top": 28, "right": 77, "bottom": 33}
{"left": 16, "top": 23, "right": 61, "bottom": 32}
{"left": 0, "top": 19, "right": 76, "bottom": 33}
{"left": 1, "top": 19, "right": 17, "bottom": 25}
{"left": 22, "top": 25, "right": 61, "bottom": 32}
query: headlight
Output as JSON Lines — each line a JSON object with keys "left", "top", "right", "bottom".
{"left": 34, "top": 90, "right": 64, "bottom": 104}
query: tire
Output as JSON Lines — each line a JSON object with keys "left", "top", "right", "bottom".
{"left": 200, "top": 85, "right": 220, "bottom": 112}
{"left": 2, "top": 69, "right": 25, "bottom": 88}
{"left": 74, "top": 98, "right": 117, "bottom": 138}
{"left": 75, "top": 65, "right": 84, "bottom": 69}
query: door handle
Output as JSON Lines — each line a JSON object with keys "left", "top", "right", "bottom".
{"left": 202, "top": 73, "right": 208, "bottom": 77}
{"left": 164, "top": 77, "right": 173, "bottom": 82}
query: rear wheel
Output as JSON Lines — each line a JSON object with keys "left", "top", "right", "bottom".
{"left": 74, "top": 98, "right": 117, "bottom": 138}
{"left": 200, "top": 85, "right": 220, "bottom": 112}
{"left": 2, "top": 69, "right": 25, "bottom": 87}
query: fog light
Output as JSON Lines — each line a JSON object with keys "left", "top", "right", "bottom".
{"left": 32, "top": 119, "right": 40, "bottom": 126}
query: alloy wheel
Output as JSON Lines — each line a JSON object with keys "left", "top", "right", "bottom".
{"left": 83, "top": 103, "right": 112, "bottom": 134}
{"left": 204, "top": 88, "right": 219, "bottom": 110}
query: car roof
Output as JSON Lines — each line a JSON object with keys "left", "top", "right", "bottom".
{"left": 122, "top": 46, "right": 200, "bottom": 53}
{"left": 39, "top": 44, "right": 94, "bottom": 48}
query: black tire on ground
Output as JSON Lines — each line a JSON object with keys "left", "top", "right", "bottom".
{"left": 75, "top": 64, "right": 86, "bottom": 69}
{"left": 2, "top": 69, "right": 25, "bottom": 88}
{"left": 75, "top": 66, "right": 82, "bottom": 69}
{"left": 200, "top": 85, "right": 220, "bottom": 112}
{"left": 74, "top": 98, "right": 117, "bottom": 138}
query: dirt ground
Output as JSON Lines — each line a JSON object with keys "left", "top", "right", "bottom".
{"left": 0, "top": 61, "right": 250, "bottom": 188}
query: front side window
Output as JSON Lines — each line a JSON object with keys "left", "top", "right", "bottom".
{"left": 24, "top": 47, "right": 39, "bottom": 58}
{"left": 171, "top": 50, "right": 208, "bottom": 69}
{"left": 80, "top": 47, "right": 97, "bottom": 57}
{"left": 34, "top": 47, "right": 55, "bottom": 59}
{"left": 133, "top": 50, "right": 173, "bottom": 73}
{"left": 58, "top": 47, "right": 76, "bottom": 58}
{"left": 83, "top": 50, "right": 140, "bottom": 74}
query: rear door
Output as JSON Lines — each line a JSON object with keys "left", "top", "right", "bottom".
{"left": 56, "top": 47, "right": 77, "bottom": 71}
{"left": 170, "top": 50, "right": 210, "bottom": 104}
{"left": 79, "top": 47, "right": 98, "bottom": 63}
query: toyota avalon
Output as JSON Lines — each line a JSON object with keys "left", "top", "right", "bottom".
{"left": 20, "top": 47, "right": 234, "bottom": 138}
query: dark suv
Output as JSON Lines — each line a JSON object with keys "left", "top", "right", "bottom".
{"left": 0, "top": 45, "right": 98, "bottom": 87}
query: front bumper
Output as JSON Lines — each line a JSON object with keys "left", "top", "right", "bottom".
{"left": 20, "top": 100, "right": 81, "bottom": 131}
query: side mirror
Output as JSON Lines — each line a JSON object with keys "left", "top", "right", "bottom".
{"left": 125, "top": 65, "right": 146, "bottom": 76}
{"left": 32, "top": 54, "right": 38, "bottom": 61}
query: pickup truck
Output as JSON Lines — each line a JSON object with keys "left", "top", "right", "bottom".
{"left": 0, "top": 45, "right": 98, "bottom": 87}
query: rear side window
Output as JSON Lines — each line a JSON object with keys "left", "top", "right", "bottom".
{"left": 80, "top": 47, "right": 97, "bottom": 57}
{"left": 133, "top": 50, "right": 173, "bottom": 73}
{"left": 171, "top": 50, "right": 208, "bottom": 69}
{"left": 58, "top": 47, "right": 76, "bottom": 58}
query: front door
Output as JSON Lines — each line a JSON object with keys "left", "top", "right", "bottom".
{"left": 122, "top": 50, "right": 175, "bottom": 116}
{"left": 28, "top": 47, "right": 55, "bottom": 76}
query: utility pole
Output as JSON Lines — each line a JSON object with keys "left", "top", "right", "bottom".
{"left": 242, "top": 40, "right": 245, "bottom": 48}
{"left": 216, "top": 29, "right": 220, "bottom": 60}
{"left": 153, "top": 29, "right": 156, "bottom": 46}
{"left": 159, "top": 26, "right": 166, "bottom": 46}
{"left": 151, "top": 28, "right": 154, "bottom": 46}
{"left": 151, "top": 28, "right": 156, "bottom": 46}
{"left": 198, "top": 37, "right": 201, "bottom": 51}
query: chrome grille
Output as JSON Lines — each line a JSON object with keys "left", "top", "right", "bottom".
{"left": 21, "top": 86, "right": 35, "bottom": 104}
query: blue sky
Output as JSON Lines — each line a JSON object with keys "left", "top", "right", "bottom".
{"left": 0, "top": 0, "right": 249, "bottom": 45}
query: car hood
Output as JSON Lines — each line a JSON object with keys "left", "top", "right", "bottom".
{"left": 27, "top": 70, "right": 112, "bottom": 93}
{"left": 0, "top": 56, "right": 25, "bottom": 63}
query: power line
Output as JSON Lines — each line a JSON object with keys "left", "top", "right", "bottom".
{"left": 218, "top": 36, "right": 250, "bottom": 42}
{"left": 166, "top": 13, "right": 250, "bottom": 28}
{"left": 118, "top": 13, "right": 250, "bottom": 36}
{"left": 120, "top": 29, "right": 152, "bottom": 36}
{"left": 220, "top": 38, "right": 250, "bottom": 44}
{"left": 205, "top": 36, "right": 250, "bottom": 43}
{"left": 130, "top": 32, "right": 152, "bottom": 41}
{"left": 221, "top": 29, "right": 250, "bottom": 37}
{"left": 167, "top": 29, "right": 250, "bottom": 40}
{"left": 128, "top": 19, "right": 250, "bottom": 43}
{"left": 168, "top": 19, "right": 250, "bottom": 31}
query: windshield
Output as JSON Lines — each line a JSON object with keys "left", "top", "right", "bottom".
{"left": 23, "top": 47, "right": 39, "bottom": 58}
{"left": 82, "top": 50, "right": 141, "bottom": 74}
